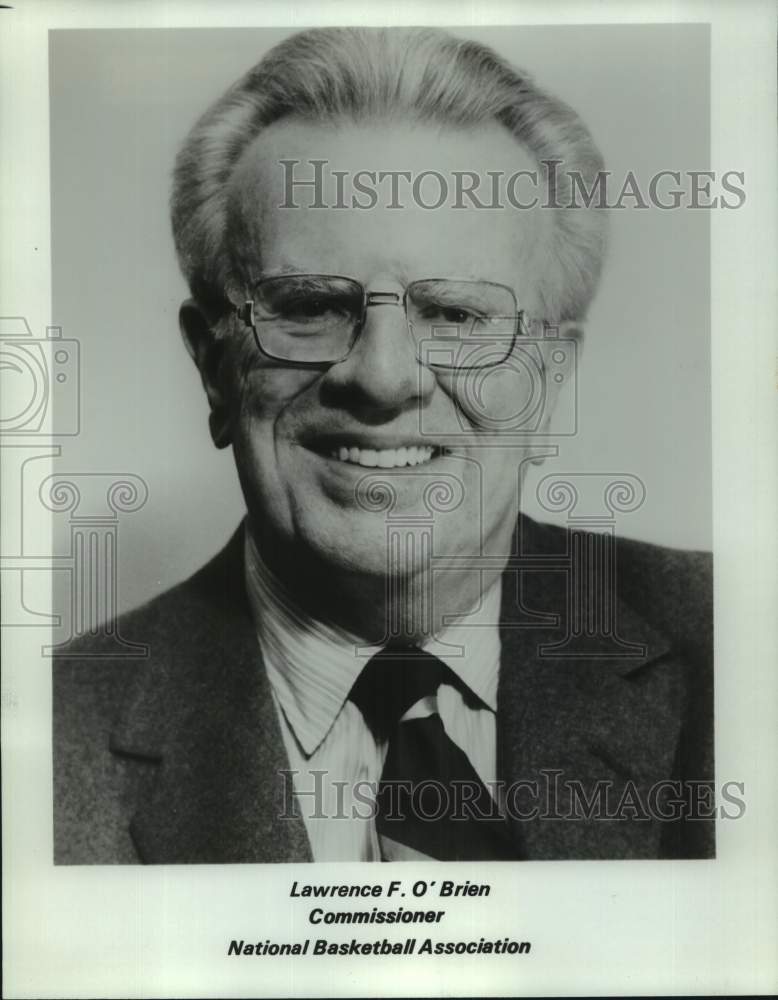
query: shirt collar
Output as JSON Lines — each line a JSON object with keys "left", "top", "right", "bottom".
{"left": 244, "top": 525, "right": 502, "bottom": 756}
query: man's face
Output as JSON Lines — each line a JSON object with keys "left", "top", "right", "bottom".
{"left": 198, "top": 120, "right": 567, "bottom": 587}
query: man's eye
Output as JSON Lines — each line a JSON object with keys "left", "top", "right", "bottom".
{"left": 441, "top": 306, "right": 471, "bottom": 324}
{"left": 420, "top": 305, "right": 474, "bottom": 325}
{"left": 279, "top": 297, "right": 343, "bottom": 322}
{"left": 286, "top": 297, "right": 325, "bottom": 318}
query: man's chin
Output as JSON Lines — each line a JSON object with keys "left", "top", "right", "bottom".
{"left": 299, "top": 519, "right": 401, "bottom": 577}
{"left": 292, "top": 507, "right": 443, "bottom": 580}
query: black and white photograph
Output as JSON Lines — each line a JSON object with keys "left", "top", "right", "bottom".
{"left": 51, "top": 21, "right": 718, "bottom": 865}
{"left": 1, "top": 2, "right": 776, "bottom": 997}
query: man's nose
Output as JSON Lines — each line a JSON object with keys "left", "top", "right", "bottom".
{"left": 323, "top": 297, "right": 435, "bottom": 411}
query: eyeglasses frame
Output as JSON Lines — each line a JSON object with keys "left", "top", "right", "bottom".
{"left": 234, "top": 273, "right": 529, "bottom": 370}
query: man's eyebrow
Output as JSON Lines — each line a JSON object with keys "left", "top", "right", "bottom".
{"left": 254, "top": 264, "right": 499, "bottom": 284}
{"left": 258, "top": 262, "right": 309, "bottom": 278}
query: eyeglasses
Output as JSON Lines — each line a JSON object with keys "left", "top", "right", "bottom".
{"left": 235, "top": 274, "right": 525, "bottom": 369}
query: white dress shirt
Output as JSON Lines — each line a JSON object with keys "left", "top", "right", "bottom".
{"left": 244, "top": 526, "right": 502, "bottom": 861}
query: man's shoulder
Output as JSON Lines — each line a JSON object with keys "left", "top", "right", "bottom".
{"left": 56, "top": 527, "right": 246, "bottom": 659}
{"left": 526, "top": 516, "right": 713, "bottom": 666}
{"left": 53, "top": 526, "right": 248, "bottom": 728}
{"left": 535, "top": 516, "right": 713, "bottom": 593}
{"left": 611, "top": 531, "right": 712, "bottom": 629}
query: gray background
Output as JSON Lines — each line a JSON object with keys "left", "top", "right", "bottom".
{"left": 49, "top": 24, "right": 711, "bottom": 617}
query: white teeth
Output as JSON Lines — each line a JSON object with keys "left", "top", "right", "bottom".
{"left": 328, "top": 445, "right": 438, "bottom": 468}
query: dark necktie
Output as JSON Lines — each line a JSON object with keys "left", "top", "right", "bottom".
{"left": 349, "top": 646, "right": 517, "bottom": 861}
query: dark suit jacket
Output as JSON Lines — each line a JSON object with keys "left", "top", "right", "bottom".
{"left": 53, "top": 516, "right": 714, "bottom": 863}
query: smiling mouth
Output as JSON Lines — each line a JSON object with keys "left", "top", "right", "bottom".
{"left": 327, "top": 445, "right": 449, "bottom": 468}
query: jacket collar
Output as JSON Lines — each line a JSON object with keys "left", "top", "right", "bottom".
{"left": 112, "top": 517, "right": 681, "bottom": 863}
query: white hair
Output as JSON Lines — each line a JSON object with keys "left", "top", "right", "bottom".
{"left": 171, "top": 27, "right": 607, "bottom": 324}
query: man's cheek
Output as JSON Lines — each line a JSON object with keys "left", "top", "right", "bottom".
{"left": 233, "top": 366, "right": 321, "bottom": 418}
{"left": 447, "top": 365, "right": 534, "bottom": 433}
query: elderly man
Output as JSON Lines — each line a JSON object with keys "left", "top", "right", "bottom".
{"left": 53, "top": 26, "right": 713, "bottom": 863}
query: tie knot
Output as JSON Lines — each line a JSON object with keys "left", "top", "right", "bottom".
{"left": 349, "top": 646, "right": 450, "bottom": 738}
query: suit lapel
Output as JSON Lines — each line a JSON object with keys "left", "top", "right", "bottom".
{"left": 496, "top": 521, "right": 685, "bottom": 860}
{"left": 110, "top": 528, "right": 312, "bottom": 864}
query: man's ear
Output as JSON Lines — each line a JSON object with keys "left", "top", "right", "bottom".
{"left": 531, "top": 320, "right": 585, "bottom": 449}
{"left": 179, "top": 299, "right": 232, "bottom": 449}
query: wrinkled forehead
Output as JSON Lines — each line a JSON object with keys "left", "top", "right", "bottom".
{"left": 226, "top": 118, "right": 551, "bottom": 309}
